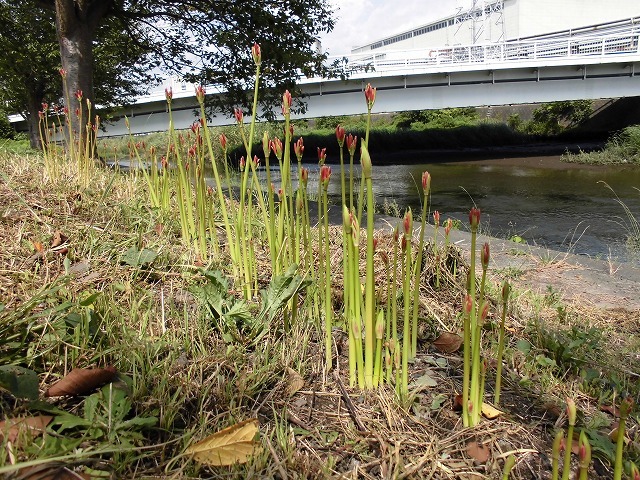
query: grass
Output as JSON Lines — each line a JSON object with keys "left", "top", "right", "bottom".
{"left": 1, "top": 141, "right": 639, "bottom": 478}
{"left": 563, "top": 125, "right": 640, "bottom": 165}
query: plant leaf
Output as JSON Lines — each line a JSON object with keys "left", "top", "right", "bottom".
{"left": 185, "top": 418, "right": 261, "bottom": 466}
{"left": 121, "top": 247, "right": 158, "bottom": 267}
{"left": 411, "top": 370, "right": 438, "bottom": 388}
{"left": 285, "top": 368, "right": 304, "bottom": 396}
{"left": 45, "top": 366, "right": 117, "bottom": 397}
{"left": 432, "top": 332, "right": 463, "bottom": 353}
{"left": 258, "top": 264, "right": 311, "bottom": 323}
{"left": 481, "top": 402, "right": 503, "bottom": 419}
{"left": 0, "top": 365, "right": 39, "bottom": 400}
{"left": 466, "top": 441, "right": 490, "bottom": 463}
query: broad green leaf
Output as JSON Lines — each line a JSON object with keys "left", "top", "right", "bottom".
{"left": 0, "top": 365, "right": 39, "bottom": 400}
{"left": 121, "top": 247, "right": 158, "bottom": 267}
{"left": 258, "top": 264, "right": 311, "bottom": 323}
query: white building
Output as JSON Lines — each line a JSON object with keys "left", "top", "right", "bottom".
{"left": 350, "top": 0, "right": 640, "bottom": 54}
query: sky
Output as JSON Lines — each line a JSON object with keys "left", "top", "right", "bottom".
{"left": 320, "top": 0, "right": 474, "bottom": 56}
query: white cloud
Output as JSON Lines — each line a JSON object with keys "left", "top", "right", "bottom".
{"left": 321, "top": 0, "right": 474, "bottom": 56}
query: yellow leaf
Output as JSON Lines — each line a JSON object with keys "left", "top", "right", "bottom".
{"left": 185, "top": 418, "right": 260, "bottom": 466}
{"left": 481, "top": 402, "right": 503, "bottom": 420}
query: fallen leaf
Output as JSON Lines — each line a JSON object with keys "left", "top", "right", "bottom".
{"left": 18, "top": 465, "right": 90, "bottom": 480}
{"left": 0, "top": 415, "right": 53, "bottom": 443}
{"left": 51, "top": 231, "right": 68, "bottom": 248}
{"left": 600, "top": 404, "right": 619, "bottom": 417}
{"left": 466, "top": 441, "right": 490, "bottom": 463}
{"left": 481, "top": 402, "right": 503, "bottom": 420}
{"left": 45, "top": 366, "right": 117, "bottom": 397}
{"left": 432, "top": 332, "right": 463, "bottom": 353}
{"left": 185, "top": 418, "right": 261, "bottom": 466}
{"left": 411, "top": 370, "right": 438, "bottom": 389}
{"left": 31, "top": 240, "right": 44, "bottom": 253}
{"left": 453, "top": 394, "right": 463, "bottom": 411}
{"left": 285, "top": 368, "right": 304, "bottom": 396}
{"left": 154, "top": 223, "right": 164, "bottom": 235}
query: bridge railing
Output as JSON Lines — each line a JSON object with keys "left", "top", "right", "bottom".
{"left": 331, "top": 31, "right": 640, "bottom": 75}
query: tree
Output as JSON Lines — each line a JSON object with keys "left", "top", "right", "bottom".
{"left": 3, "top": 0, "right": 335, "bottom": 151}
{"left": 0, "top": 0, "right": 156, "bottom": 148}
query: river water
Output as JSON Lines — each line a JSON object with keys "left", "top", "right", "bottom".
{"left": 263, "top": 153, "right": 640, "bottom": 263}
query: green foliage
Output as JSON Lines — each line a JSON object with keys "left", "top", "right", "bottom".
{"left": 192, "top": 265, "right": 311, "bottom": 345}
{"left": 54, "top": 384, "right": 157, "bottom": 447}
{"left": 519, "top": 101, "right": 593, "bottom": 135}
{"left": 564, "top": 125, "right": 640, "bottom": 165}
{"left": 0, "top": 109, "right": 14, "bottom": 139}
{"left": 0, "top": 365, "right": 39, "bottom": 399}
{"left": 393, "top": 108, "right": 479, "bottom": 130}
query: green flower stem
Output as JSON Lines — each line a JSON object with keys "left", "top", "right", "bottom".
{"left": 362, "top": 145, "right": 375, "bottom": 388}
{"left": 462, "top": 296, "right": 471, "bottom": 428}
{"left": 343, "top": 207, "right": 356, "bottom": 386}
{"left": 373, "top": 310, "right": 384, "bottom": 387}
{"left": 551, "top": 429, "right": 564, "bottom": 480}
{"left": 357, "top": 107, "right": 372, "bottom": 225}
{"left": 411, "top": 188, "right": 429, "bottom": 359}
{"left": 494, "top": 281, "right": 510, "bottom": 406}
{"left": 401, "top": 214, "right": 412, "bottom": 399}
{"left": 323, "top": 182, "right": 332, "bottom": 370}
{"left": 197, "top": 103, "right": 237, "bottom": 280}
{"left": 614, "top": 398, "right": 634, "bottom": 480}
{"left": 578, "top": 431, "right": 591, "bottom": 480}
{"left": 561, "top": 419, "right": 575, "bottom": 480}
{"left": 465, "top": 223, "right": 478, "bottom": 426}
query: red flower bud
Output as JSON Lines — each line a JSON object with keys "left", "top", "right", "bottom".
{"left": 75, "top": 90, "right": 83, "bottom": 101}
{"left": 346, "top": 134, "right": 357, "bottom": 156}
{"left": 251, "top": 42, "right": 261, "bottom": 66}
{"left": 394, "top": 225, "right": 400, "bottom": 242}
{"left": 239, "top": 156, "right": 245, "bottom": 171}
{"left": 464, "top": 294, "right": 473, "bottom": 315}
{"left": 41, "top": 102, "right": 48, "bottom": 112}
{"left": 300, "top": 166, "right": 309, "bottom": 187}
{"left": 317, "top": 147, "right": 327, "bottom": 165}
{"left": 195, "top": 85, "right": 206, "bottom": 103}
{"left": 403, "top": 209, "right": 413, "bottom": 236}
{"left": 320, "top": 164, "right": 331, "bottom": 188}
{"left": 481, "top": 242, "right": 490, "bottom": 269}
{"left": 59, "top": 68, "right": 67, "bottom": 78}
{"left": 502, "top": 280, "right": 511, "bottom": 303}
{"left": 469, "top": 207, "right": 481, "bottom": 230}
{"left": 253, "top": 155, "right": 260, "bottom": 168}
{"left": 165, "top": 87, "right": 173, "bottom": 103}
{"left": 421, "top": 171, "right": 431, "bottom": 193}
{"left": 433, "top": 210, "right": 440, "bottom": 227}
{"left": 335, "top": 124, "right": 346, "bottom": 147}
{"left": 364, "top": 83, "right": 376, "bottom": 110}
{"left": 234, "top": 107, "right": 244, "bottom": 124}
{"left": 219, "top": 133, "right": 227, "bottom": 151}
{"left": 445, "top": 218, "right": 453, "bottom": 236}
{"left": 294, "top": 137, "right": 304, "bottom": 160}
{"left": 282, "top": 90, "right": 292, "bottom": 116}
{"left": 270, "top": 138, "right": 283, "bottom": 160}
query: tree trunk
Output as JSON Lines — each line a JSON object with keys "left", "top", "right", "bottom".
{"left": 26, "top": 96, "right": 42, "bottom": 150}
{"left": 53, "top": 0, "right": 112, "bottom": 158}
{"left": 58, "top": 25, "right": 95, "bottom": 154}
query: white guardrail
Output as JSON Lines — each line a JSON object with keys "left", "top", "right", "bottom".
{"left": 331, "top": 32, "right": 640, "bottom": 74}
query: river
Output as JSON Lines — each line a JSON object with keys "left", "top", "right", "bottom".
{"left": 263, "top": 153, "right": 640, "bottom": 263}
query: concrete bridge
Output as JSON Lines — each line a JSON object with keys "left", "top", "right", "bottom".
{"left": 10, "top": 28, "right": 640, "bottom": 136}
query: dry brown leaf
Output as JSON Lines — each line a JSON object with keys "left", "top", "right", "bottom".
{"left": 466, "top": 441, "right": 490, "bottom": 463}
{"left": 481, "top": 402, "right": 503, "bottom": 420}
{"left": 17, "top": 465, "right": 90, "bottom": 480}
{"left": 51, "top": 231, "right": 68, "bottom": 248}
{"left": 432, "top": 332, "right": 463, "bottom": 353}
{"left": 185, "top": 418, "right": 261, "bottom": 466}
{"left": 453, "top": 394, "right": 463, "bottom": 411}
{"left": 31, "top": 240, "right": 44, "bottom": 253}
{"left": 600, "top": 404, "right": 619, "bottom": 417}
{"left": 285, "top": 368, "right": 304, "bottom": 396}
{"left": 0, "top": 415, "right": 53, "bottom": 443}
{"left": 45, "top": 366, "right": 117, "bottom": 397}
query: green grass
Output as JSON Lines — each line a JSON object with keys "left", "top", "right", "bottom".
{"left": 563, "top": 125, "right": 640, "bottom": 165}
{"left": 1, "top": 142, "right": 639, "bottom": 478}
